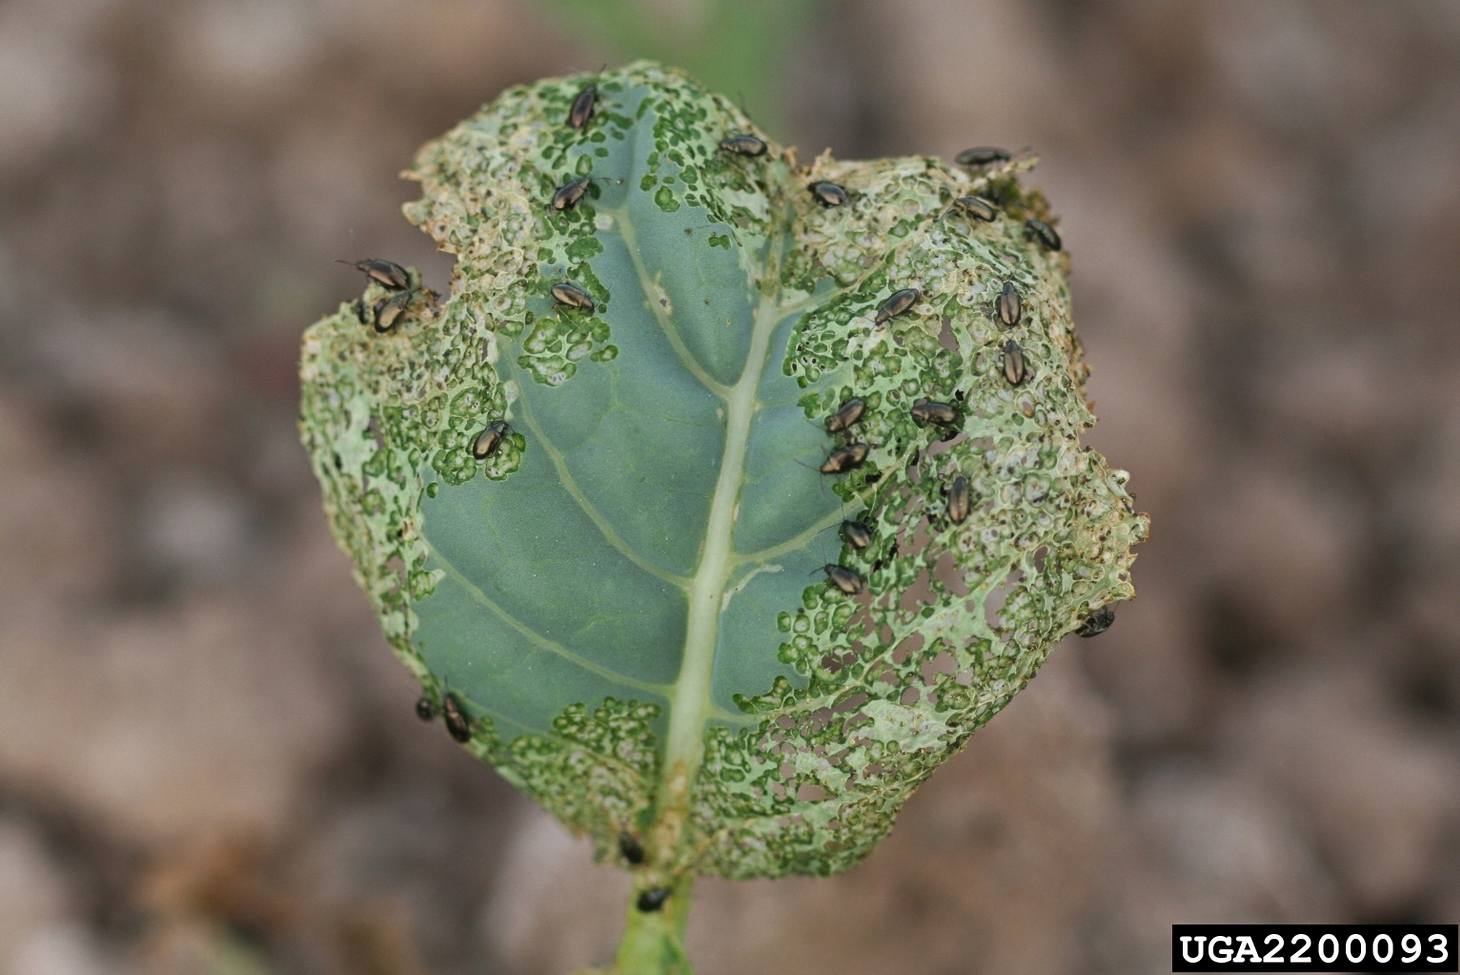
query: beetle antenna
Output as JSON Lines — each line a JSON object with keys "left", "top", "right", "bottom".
{"left": 736, "top": 89, "right": 753, "bottom": 121}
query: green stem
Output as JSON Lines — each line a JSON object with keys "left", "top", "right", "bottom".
{"left": 612, "top": 879, "right": 695, "bottom": 975}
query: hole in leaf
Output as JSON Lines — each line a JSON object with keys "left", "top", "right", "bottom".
{"left": 938, "top": 315, "right": 958, "bottom": 352}
{"left": 983, "top": 568, "right": 1024, "bottom": 631}
{"left": 925, "top": 429, "right": 967, "bottom": 460}
{"left": 384, "top": 555, "right": 406, "bottom": 594}
{"left": 933, "top": 550, "right": 969, "bottom": 597}
{"left": 892, "top": 631, "right": 925, "bottom": 665}
{"left": 898, "top": 568, "right": 934, "bottom": 613}
{"left": 921, "top": 651, "right": 957, "bottom": 685}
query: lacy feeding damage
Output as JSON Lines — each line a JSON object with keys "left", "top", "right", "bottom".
{"left": 299, "top": 63, "right": 1147, "bottom": 890}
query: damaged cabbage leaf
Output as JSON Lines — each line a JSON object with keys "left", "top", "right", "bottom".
{"left": 299, "top": 63, "right": 1146, "bottom": 892}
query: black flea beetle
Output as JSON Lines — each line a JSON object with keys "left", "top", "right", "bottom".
{"left": 955, "top": 147, "right": 1010, "bottom": 167}
{"left": 551, "top": 282, "right": 595, "bottom": 310}
{"left": 825, "top": 398, "right": 866, "bottom": 433}
{"left": 473, "top": 421, "right": 512, "bottom": 460}
{"left": 619, "top": 832, "right": 645, "bottom": 865}
{"left": 822, "top": 565, "right": 865, "bottom": 595}
{"left": 820, "top": 443, "right": 869, "bottom": 474}
{"left": 910, "top": 399, "right": 958, "bottom": 425}
{"left": 997, "top": 280, "right": 1022, "bottom": 328}
{"left": 551, "top": 176, "right": 620, "bottom": 210}
{"left": 442, "top": 693, "right": 472, "bottom": 743}
{"left": 841, "top": 520, "right": 874, "bottom": 550}
{"left": 719, "top": 134, "right": 766, "bottom": 156}
{"left": 808, "top": 181, "right": 848, "bottom": 206}
{"left": 1076, "top": 605, "right": 1115, "bottom": 637}
{"left": 1025, "top": 218, "right": 1062, "bottom": 252}
{"left": 952, "top": 195, "right": 997, "bottom": 222}
{"left": 337, "top": 258, "right": 409, "bottom": 291}
{"left": 947, "top": 474, "right": 971, "bottom": 525}
{"left": 637, "top": 888, "right": 673, "bottom": 912}
{"left": 372, "top": 290, "right": 415, "bottom": 334}
{"left": 568, "top": 83, "right": 597, "bottom": 129}
{"left": 1002, "top": 339, "right": 1027, "bottom": 386}
{"left": 552, "top": 176, "right": 592, "bottom": 210}
{"left": 874, "top": 289, "right": 920, "bottom": 325}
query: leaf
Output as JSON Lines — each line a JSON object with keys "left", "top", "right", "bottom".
{"left": 298, "top": 62, "right": 1147, "bottom": 882}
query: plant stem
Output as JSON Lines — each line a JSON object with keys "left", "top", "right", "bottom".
{"left": 612, "top": 879, "right": 695, "bottom": 975}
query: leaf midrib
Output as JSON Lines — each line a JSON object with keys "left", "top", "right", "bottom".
{"left": 652, "top": 235, "right": 788, "bottom": 850}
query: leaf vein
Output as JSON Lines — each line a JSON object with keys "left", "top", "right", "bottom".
{"left": 423, "top": 536, "right": 673, "bottom": 698}
{"left": 514, "top": 393, "right": 694, "bottom": 589}
{"left": 611, "top": 204, "right": 734, "bottom": 398}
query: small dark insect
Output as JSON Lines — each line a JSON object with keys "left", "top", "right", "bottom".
{"left": 415, "top": 696, "right": 436, "bottom": 721}
{"left": 997, "top": 280, "right": 1022, "bottom": 328}
{"left": 947, "top": 474, "right": 971, "bottom": 525}
{"left": 551, "top": 176, "right": 599, "bottom": 211}
{"left": 1002, "top": 338, "right": 1027, "bottom": 386}
{"left": 351, "top": 297, "right": 367, "bottom": 324}
{"left": 841, "top": 520, "right": 874, "bottom": 550}
{"left": 442, "top": 693, "right": 472, "bottom": 743}
{"left": 874, "top": 288, "right": 920, "bottom": 325}
{"left": 568, "top": 83, "right": 597, "bottom": 130}
{"left": 910, "top": 399, "right": 958, "bottom": 425}
{"left": 825, "top": 398, "right": 866, "bottom": 433}
{"left": 808, "top": 181, "right": 848, "bottom": 206}
{"left": 619, "top": 831, "right": 645, "bottom": 865}
{"left": 1025, "top": 218, "right": 1062, "bottom": 252}
{"left": 1076, "top": 605, "right": 1115, "bottom": 637}
{"left": 719, "top": 134, "right": 766, "bottom": 156}
{"left": 473, "top": 420, "right": 511, "bottom": 460}
{"left": 551, "top": 282, "right": 595, "bottom": 310}
{"left": 952, "top": 195, "right": 997, "bottom": 221}
{"left": 821, "top": 564, "right": 865, "bottom": 595}
{"left": 372, "top": 289, "right": 414, "bottom": 334}
{"left": 637, "top": 888, "right": 673, "bottom": 912}
{"left": 955, "top": 146, "right": 1011, "bottom": 167}
{"left": 337, "top": 258, "right": 409, "bottom": 291}
{"left": 820, "top": 442, "right": 869, "bottom": 474}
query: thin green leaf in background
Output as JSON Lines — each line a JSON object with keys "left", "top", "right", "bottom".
{"left": 535, "top": 0, "right": 816, "bottom": 133}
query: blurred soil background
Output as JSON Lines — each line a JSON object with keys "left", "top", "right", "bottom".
{"left": 2, "top": 1, "right": 1459, "bottom": 973}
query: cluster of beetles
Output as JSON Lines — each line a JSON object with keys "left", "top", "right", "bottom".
{"left": 336, "top": 80, "right": 1114, "bottom": 868}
